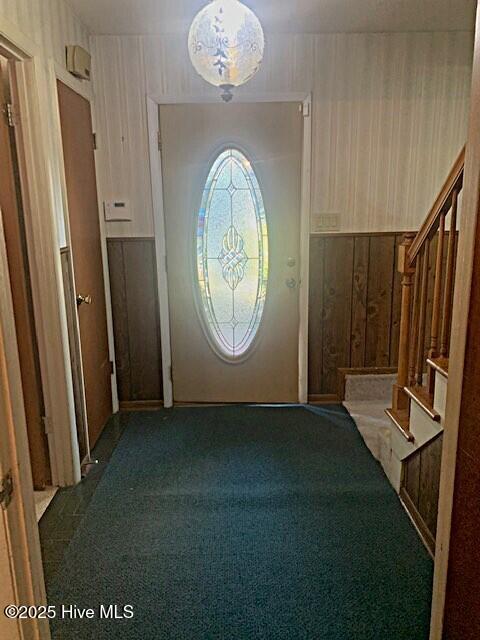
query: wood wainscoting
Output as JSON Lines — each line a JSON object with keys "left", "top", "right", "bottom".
{"left": 107, "top": 238, "right": 162, "bottom": 406}
{"left": 107, "top": 232, "right": 444, "bottom": 406}
{"left": 308, "top": 231, "right": 449, "bottom": 400}
{"left": 308, "top": 232, "right": 405, "bottom": 399}
{"left": 401, "top": 434, "right": 443, "bottom": 556}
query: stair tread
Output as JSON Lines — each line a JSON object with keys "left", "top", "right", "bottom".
{"left": 385, "top": 408, "right": 414, "bottom": 442}
{"left": 427, "top": 356, "right": 449, "bottom": 378}
{"left": 405, "top": 385, "right": 441, "bottom": 421}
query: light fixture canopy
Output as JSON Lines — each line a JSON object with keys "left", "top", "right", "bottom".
{"left": 188, "top": 0, "right": 265, "bottom": 102}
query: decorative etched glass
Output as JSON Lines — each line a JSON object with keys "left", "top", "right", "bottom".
{"left": 188, "top": 0, "right": 265, "bottom": 102}
{"left": 197, "top": 149, "right": 268, "bottom": 360}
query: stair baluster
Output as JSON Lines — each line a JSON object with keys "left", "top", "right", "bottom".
{"left": 387, "top": 147, "right": 465, "bottom": 439}
{"left": 440, "top": 188, "right": 458, "bottom": 358}
{"left": 415, "top": 240, "right": 430, "bottom": 387}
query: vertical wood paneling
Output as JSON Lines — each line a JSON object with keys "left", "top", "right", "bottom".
{"left": 418, "top": 434, "right": 443, "bottom": 535}
{"left": 402, "top": 433, "right": 444, "bottom": 548}
{"left": 350, "top": 236, "right": 369, "bottom": 367}
{"left": 405, "top": 450, "right": 421, "bottom": 508}
{"left": 308, "top": 232, "right": 407, "bottom": 396}
{"left": 106, "top": 240, "right": 130, "bottom": 400}
{"left": 107, "top": 239, "right": 162, "bottom": 402}
{"left": 322, "top": 236, "right": 354, "bottom": 393}
{"left": 308, "top": 237, "right": 324, "bottom": 395}
{"left": 122, "top": 240, "right": 162, "bottom": 400}
{"left": 365, "top": 235, "right": 396, "bottom": 366}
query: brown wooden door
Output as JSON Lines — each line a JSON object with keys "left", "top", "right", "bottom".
{"left": 57, "top": 81, "right": 112, "bottom": 447}
{"left": 0, "top": 59, "right": 50, "bottom": 488}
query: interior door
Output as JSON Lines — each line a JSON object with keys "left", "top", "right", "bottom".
{"left": 160, "top": 102, "right": 302, "bottom": 402}
{"left": 57, "top": 81, "right": 112, "bottom": 447}
{"left": 0, "top": 58, "right": 49, "bottom": 488}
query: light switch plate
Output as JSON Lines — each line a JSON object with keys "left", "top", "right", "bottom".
{"left": 312, "top": 212, "right": 340, "bottom": 232}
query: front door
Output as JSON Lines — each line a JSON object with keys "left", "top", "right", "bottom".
{"left": 160, "top": 102, "right": 302, "bottom": 402}
{"left": 57, "top": 81, "right": 112, "bottom": 447}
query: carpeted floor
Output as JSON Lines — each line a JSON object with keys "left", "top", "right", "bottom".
{"left": 48, "top": 405, "right": 433, "bottom": 639}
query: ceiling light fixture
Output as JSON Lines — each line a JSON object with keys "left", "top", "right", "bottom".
{"left": 188, "top": 0, "right": 265, "bottom": 102}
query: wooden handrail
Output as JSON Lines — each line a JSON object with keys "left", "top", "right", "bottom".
{"left": 408, "top": 146, "right": 465, "bottom": 265}
{"left": 389, "top": 147, "right": 465, "bottom": 428}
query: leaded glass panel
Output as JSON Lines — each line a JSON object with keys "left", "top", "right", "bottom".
{"left": 196, "top": 148, "right": 268, "bottom": 360}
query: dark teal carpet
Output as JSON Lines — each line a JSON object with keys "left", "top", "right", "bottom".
{"left": 48, "top": 405, "right": 432, "bottom": 639}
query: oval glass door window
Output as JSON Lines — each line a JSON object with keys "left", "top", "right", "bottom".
{"left": 196, "top": 148, "right": 269, "bottom": 360}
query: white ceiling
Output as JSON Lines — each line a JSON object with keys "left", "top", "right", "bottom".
{"left": 68, "top": 0, "right": 477, "bottom": 35}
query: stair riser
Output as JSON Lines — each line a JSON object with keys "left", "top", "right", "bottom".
{"left": 409, "top": 400, "right": 443, "bottom": 445}
{"left": 434, "top": 372, "right": 448, "bottom": 419}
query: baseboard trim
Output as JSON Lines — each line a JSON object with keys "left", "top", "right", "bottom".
{"left": 119, "top": 400, "right": 164, "bottom": 411}
{"left": 399, "top": 487, "right": 435, "bottom": 558}
{"left": 308, "top": 394, "right": 341, "bottom": 405}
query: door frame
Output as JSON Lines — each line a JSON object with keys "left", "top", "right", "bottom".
{"left": 429, "top": 6, "right": 480, "bottom": 637}
{"left": 47, "top": 60, "right": 119, "bottom": 461}
{"left": 0, "top": 20, "right": 81, "bottom": 488}
{"left": 0, "top": 211, "right": 50, "bottom": 639}
{"left": 0, "top": 32, "right": 53, "bottom": 638}
{"left": 146, "top": 92, "right": 312, "bottom": 406}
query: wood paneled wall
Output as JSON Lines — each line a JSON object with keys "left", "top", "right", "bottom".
{"left": 107, "top": 238, "right": 162, "bottom": 403}
{"left": 308, "top": 230, "right": 451, "bottom": 397}
{"left": 308, "top": 232, "right": 404, "bottom": 396}
{"left": 107, "top": 231, "right": 447, "bottom": 402}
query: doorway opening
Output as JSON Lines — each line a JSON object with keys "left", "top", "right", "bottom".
{"left": 148, "top": 98, "right": 312, "bottom": 406}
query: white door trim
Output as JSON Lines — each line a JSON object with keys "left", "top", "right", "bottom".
{"left": 0, "top": 211, "right": 50, "bottom": 639}
{"left": 146, "top": 97, "right": 174, "bottom": 407}
{"left": 0, "top": 33, "right": 81, "bottom": 487}
{"left": 298, "top": 95, "right": 312, "bottom": 403}
{"left": 146, "top": 92, "right": 312, "bottom": 404}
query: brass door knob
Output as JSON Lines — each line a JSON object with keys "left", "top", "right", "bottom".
{"left": 76, "top": 294, "right": 92, "bottom": 306}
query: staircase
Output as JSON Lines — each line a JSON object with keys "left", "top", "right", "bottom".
{"left": 385, "top": 147, "right": 464, "bottom": 553}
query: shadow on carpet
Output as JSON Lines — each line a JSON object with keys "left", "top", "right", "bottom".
{"left": 48, "top": 404, "right": 432, "bottom": 639}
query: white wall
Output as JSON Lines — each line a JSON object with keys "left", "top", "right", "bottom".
{"left": 0, "top": 0, "right": 89, "bottom": 68}
{"left": 0, "top": 0, "right": 91, "bottom": 246}
{"left": 91, "top": 30, "right": 473, "bottom": 237}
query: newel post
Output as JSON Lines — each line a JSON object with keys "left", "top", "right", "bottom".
{"left": 392, "top": 233, "right": 416, "bottom": 411}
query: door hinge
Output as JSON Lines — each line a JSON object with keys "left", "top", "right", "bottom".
{"left": 109, "top": 360, "right": 115, "bottom": 376}
{"left": 0, "top": 472, "right": 13, "bottom": 510}
{"left": 3, "top": 102, "right": 18, "bottom": 127}
{"left": 92, "top": 132, "right": 97, "bottom": 150}
{"left": 157, "top": 130, "right": 162, "bottom": 151}
{"left": 302, "top": 101, "right": 310, "bottom": 118}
